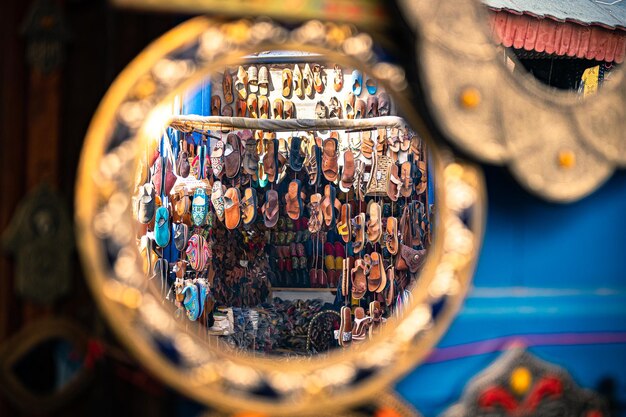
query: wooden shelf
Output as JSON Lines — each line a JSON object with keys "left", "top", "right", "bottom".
{"left": 272, "top": 287, "right": 337, "bottom": 292}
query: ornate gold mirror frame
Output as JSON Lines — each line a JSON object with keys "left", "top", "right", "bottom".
{"left": 75, "top": 17, "right": 486, "bottom": 415}
{"left": 399, "top": 0, "right": 626, "bottom": 202}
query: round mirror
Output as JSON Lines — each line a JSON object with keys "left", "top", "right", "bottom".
{"left": 76, "top": 18, "right": 485, "bottom": 415}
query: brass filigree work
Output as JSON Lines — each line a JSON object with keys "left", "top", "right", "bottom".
{"left": 399, "top": 0, "right": 626, "bottom": 202}
{"left": 75, "top": 18, "right": 486, "bottom": 415}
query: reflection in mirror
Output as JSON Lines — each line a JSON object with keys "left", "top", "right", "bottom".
{"left": 11, "top": 338, "right": 85, "bottom": 396}
{"left": 133, "top": 51, "right": 436, "bottom": 356}
{"left": 482, "top": 0, "right": 624, "bottom": 96}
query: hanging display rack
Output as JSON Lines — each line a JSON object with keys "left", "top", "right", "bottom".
{"left": 169, "top": 115, "right": 407, "bottom": 134}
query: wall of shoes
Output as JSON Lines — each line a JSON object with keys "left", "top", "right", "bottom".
{"left": 134, "top": 52, "right": 434, "bottom": 354}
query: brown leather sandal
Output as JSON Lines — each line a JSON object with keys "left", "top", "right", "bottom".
{"left": 368, "top": 252, "right": 386, "bottom": 292}
{"left": 339, "top": 149, "right": 355, "bottom": 192}
{"left": 223, "top": 69, "right": 234, "bottom": 104}
{"left": 223, "top": 187, "right": 241, "bottom": 230}
{"left": 366, "top": 200, "right": 382, "bottom": 243}
{"left": 338, "top": 306, "right": 352, "bottom": 347}
{"left": 322, "top": 136, "right": 339, "bottom": 182}
{"left": 307, "top": 193, "right": 324, "bottom": 233}
{"left": 224, "top": 133, "right": 241, "bottom": 179}
{"left": 400, "top": 161, "right": 413, "bottom": 198}
{"left": 386, "top": 162, "right": 402, "bottom": 201}
{"left": 352, "top": 213, "right": 366, "bottom": 253}
{"left": 241, "top": 187, "right": 258, "bottom": 226}
{"left": 337, "top": 203, "right": 352, "bottom": 243}
{"left": 263, "top": 139, "right": 278, "bottom": 183}
{"left": 285, "top": 179, "right": 304, "bottom": 220}
{"left": 262, "top": 189, "right": 280, "bottom": 228}
{"left": 385, "top": 217, "right": 399, "bottom": 255}
{"left": 351, "top": 259, "right": 368, "bottom": 300}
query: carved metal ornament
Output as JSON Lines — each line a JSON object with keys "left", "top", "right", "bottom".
{"left": 0, "top": 318, "right": 93, "bottom": 413}
{"left": 398, "top": 0, "right": 626, "bottom": 203}
{"left": 75, "top": 18, "right": 486, "bottom": 415}
{"left": 2, "top": 183, "right": 74, "bottom": 304}
{"left": 442, "top": 348, "right": 608, "bottom": 417}
{"left": 20, "top": 0, "right": 71, "bottom": 73}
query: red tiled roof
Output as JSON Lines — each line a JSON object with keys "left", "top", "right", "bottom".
{"left": 488, "top": 9, "right": 626, "bottom": 63}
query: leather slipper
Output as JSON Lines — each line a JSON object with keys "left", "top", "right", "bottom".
{"left": 210, "top": 181, "right": 226, "bottom": 222}
{"left": 329, "top": 96, "right": 342, "bottom": 118}
{"left": 258, "top": 95, "right": 269, "bottom": 119}
{"left": 282, "top": 68, "right": 292, "bottom": 97}
{"left": 378, "top": 92, "right": 391, "bottom": 116}
{"left": 400, "top": 161, "right": 413, "bottom": 198}
{"left": 303, "top": 63, "right": 314, "bottom": 97}
{"left": 345, "top": 92, "right": 355, "bottom": 119}
{"left": 211, "top": 95, "right": 221, "bottom": 116}
{"left": 247, "top": 93, "right": 258, "bottom": 118}
{"left": 235, "top": 65, "right": 248, "bottom": 100}
{"left": 354, "top": 99, "right": 366, "bottom": 119}
{"left": 285, "top": 179, "right": 304, "bottom": 220}
{"left": 333, "top": 65, "right": 343, "bottom": 92}
{"left": 236, "top": 98, "right": 247, "bottom": 117}
{"left": 258, "top": 65, "right": 269, "bottom": 96}
{"left": 247, "top": 65, "right": 258, "bottom": 93}
{"left": 223, "top": 69, "right": 234, "bottom": 104}
{"left": 322, "top": 136, "right": 339, "bottom": 182}
{"left": 368, "top": 252, "right": 386, "bottom": 292}
{"left": 284, "top": 100, "right": 295, "bottom": 119}
{"left": 313, "top": 64, "right": 324, "bottom": 93}
{"left": 293, "top": 64, "right": 304, "bottom": 99}
{"left": 223, "top": 187, "right": 241, "bottom": 230}
{"left": 273, "top": 98, "right": 284, "bottom": 119}
{"left": 224, "top": 133, "right": 241, "bottom": 179}
{"left": 366, "top": 95, "right": 378, "bottom": 118}
{"left": 262, "top": 189, "right": 280, "bottom": 228}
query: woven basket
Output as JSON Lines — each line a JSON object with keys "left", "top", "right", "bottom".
{"left": 366, "top": 153, "right": 393, "bottom": 196}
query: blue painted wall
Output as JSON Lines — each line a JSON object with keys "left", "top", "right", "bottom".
{"left": 397, "top": 166, "right": 626, "bottom": 416}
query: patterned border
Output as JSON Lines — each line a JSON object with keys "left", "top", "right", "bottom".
{"left": 75, "top": 18, "right": 486, "bottom": 415}
{"left": 398, "top": 0, "right": 626, "bottom": 202}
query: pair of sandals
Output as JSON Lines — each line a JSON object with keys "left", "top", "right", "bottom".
{"left": 211, "top": 182, "right": 257, "bottom": 230}
{"left": 351, "top": 252, "right": 387, "bottom": 300}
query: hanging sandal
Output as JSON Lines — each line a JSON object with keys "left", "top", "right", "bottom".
{"left": 351, "top": 259, "right": 368, "bottom": 299}
{"left": 211, "top": 140, "right": 225, "bottom": 179}
{"left": 339, "top": 149, "right": 355, "bottom": 192}
{"left": 285, "top": 179, "right": 304, "bottom": 220}
{"left": 223, "top": 69, "right": 234, "bottom": 104}
{"left": 337, "top": 203, "right": 352, "bottom": 243}
{"left": 385, "top": 217, "right": 399, "bottom": 255}
{"left": 293, "top": 64, "right": 304, "bottom": 99}
{"left": 223, "top": 187, "right": 241, "bottom": 230}
{"left": 241, "top": 187, "right": 258, "bottom": 226}
{"left": 224, "top": 133, "right": 242, "bottom": 179}
{"left": 352, "top": 213, "right": 366, "bottom": 253}
{"left": 262, "top": 189, "right": 280, "bottom": 228}
{"left": 333, "top": 65, "right": 343, "bottom": 92}
{"left": 282, "top": 68, "right": 292, "bottom": 97}
{"left": 400, "top": 161, "right": 413, "bottom": 198}
{"left": 210, "top": 181, "right": 226, "bottom": 222}
{"left": 322, "top": 136, "right": 339, "bottom": 182}
{"left": 307, "top": 194, "right": 324, "bottom": 233}
{"left": 235, "top": 66, "right": 248, "bottom": 100}
{"left": 273, "top": 98, "right": 284, "bottom": 119}
{"left": 366, "top": 200, "right": 382, "bottom": 243}
{"left": 387, "top": 162, "right": 402, "bottom": 202}
{"left": 345, "top": 92, "right": 355, "bottom": 119}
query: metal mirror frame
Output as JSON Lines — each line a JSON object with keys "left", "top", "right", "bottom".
{"left": 75, "top": 17, "right": 486, "bottom": 415}
{"left": 399, "top": 0, "right": 626, "bottom": 202}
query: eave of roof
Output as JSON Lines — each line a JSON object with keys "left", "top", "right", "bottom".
{"left": 482, "top": 0, "right": 626, "bottom": 31}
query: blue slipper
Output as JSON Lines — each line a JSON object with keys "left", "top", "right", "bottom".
{"left": 154, "top": 206, "right": 170, "bottom": 248}
{"left": 351, "top": 70, "right": 362, "bottom": 96}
